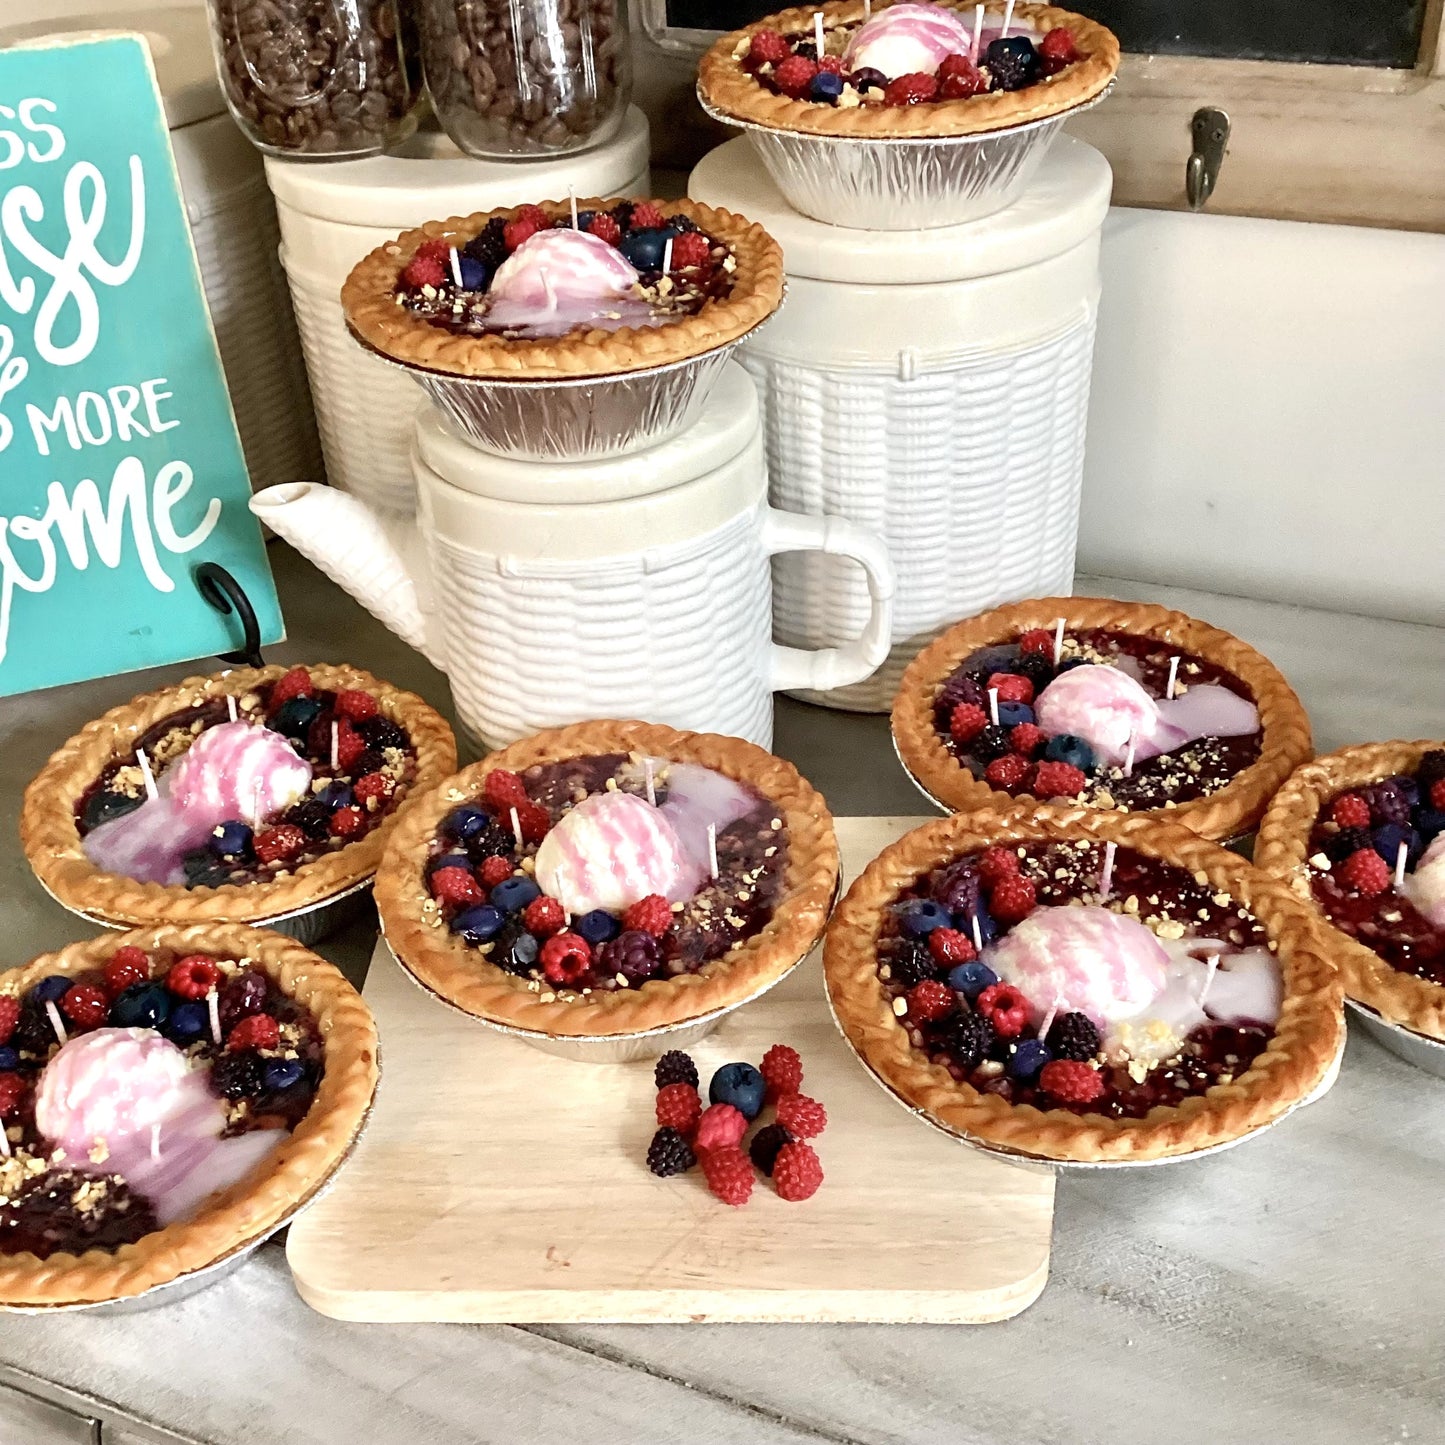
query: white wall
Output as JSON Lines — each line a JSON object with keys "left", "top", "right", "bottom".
{"left": 1081, "top": 206, "right": 1445, "bottom": 626}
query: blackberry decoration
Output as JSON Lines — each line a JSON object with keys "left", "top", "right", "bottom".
{"left": 654, "top": 1050, "right": 699, "bottom": 1090}
{"left": 749, "top": 1123, "right": 794, "bottom": 1177}
{"left": 646, "top": 1127, "right": 696, "bottom": 1177}
{"left": 211, "top": 1052, "right": 263, "bottom": 1100}
{"left": 936, "top": 1010, "right": 994, "bottom": 1072}
{"left": 1047, "top": 1012, "right": 1101, "bottom": 1062}
{"left": 1326, "top": 826, "right": 1374, "bottom": 864}
{"left": 286, "top": 798, "right": 334, "bottom": 841}
{"left": 464, "top": 217, "right": 509, "bottom": 270}
{"left": 887, "top": 939, "right": 938, "bottom": 989}
{"left": 1012, "top": 652, "right": 1056, "bottom": 692}
{"left": 602, "top": 929, "right": 663, "bottom": 982}
{"left": 971, "top": 725, "right": 1012, "bottom": 765}
{"left": 984, "top": 34, "right": 1041, "bottom": 90}
{"left": 358, "top": 716, "right": 408, "bottom": 753}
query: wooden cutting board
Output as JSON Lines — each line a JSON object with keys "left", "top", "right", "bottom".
{"left": 286, "top": 816, "right": 1055, "bottom": 1324}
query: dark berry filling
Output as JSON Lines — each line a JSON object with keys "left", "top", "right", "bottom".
{"left": 876, "top": 840, "right": 1277, "bottom": 1120}
{"left": 0, "top": 947, "right": 323, "bottom": 1259}
{"left": 1305, "top": 756, "right": 1445, "bottom": 986}
{"left": 395, "top": 205, "right": 736, "bottom": 341}
{"left": 424, "top": 752, "right": 788, "bottom": 997}
{"left": 75, "top": 667, "right": 416, "bottom": 888}
{"left": 931, "top": 627, "right": 1261, "bottom": 811}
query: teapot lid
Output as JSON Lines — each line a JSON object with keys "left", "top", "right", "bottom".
{"left": 413, "top": 361, "right": 761, "bottom": 505}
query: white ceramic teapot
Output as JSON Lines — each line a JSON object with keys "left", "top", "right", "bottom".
{"left": 251, "top": 364, "right": 894, "bottom": 753}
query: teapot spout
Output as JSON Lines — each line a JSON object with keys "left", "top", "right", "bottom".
{"left": 249, "top": 483, "right": 439, "bottom": 666}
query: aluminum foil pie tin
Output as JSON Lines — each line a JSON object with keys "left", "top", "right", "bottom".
{"left": 1346, "top": 999, "right": 1445, "bottom": 1079}
{"left": 698, "top": 86, "right": 1112, "bottom": 232}
{"left": 356, "top": 321, "right": 776, "bottom": 463}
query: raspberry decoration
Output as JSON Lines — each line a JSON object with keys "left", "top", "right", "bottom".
{"left": 328, "top": 805, "right": 366, "bottom": 838}
{"left": 478, "top": 856, "right": 516, "bottom": 889}
{"left": 402, "top": 253, "right": 446, "bottom": 289}
{"left": 989, "top": 874, "right": 1038, "bottom": 923}
{"left": 772, "top": 1141, "right": 824, "bottom": 1201}
{"left": 503, "top": 216, "right": 543, "bottom": 252}
{"left": 483, "top": 770, "right": 529, "bottom": 811}
{"left": 104, "top": 947, "right": 150, "bottom": 997}
{"left": 773, "top": 54, "right": 818, "bottom": 97}
{"left": 415, "top": 238, "right": 451, "bottom": 266}
{"left": 928, "top": 927, "right": 976, "bottom": 966}
{"left": 669, "top": 231, "right": 712, "bottom": 271}
{"left": 1330, "top": 793, "right": 1371, "bottom": 829}
{"left": 334, "top": 719, "right": 366, "bottom": 772}
{"left": 334, "top": 689, "right": 378, "bottom": 722}
{"left": 353, "top": 772, "right": 394, "bottom": 805}
{"left": 1431, "top": 778, "right": 1445, "bottom": 811}
{"left": 269, "top": 667, "right": 313, "bottom": 706}
{"left": 253, "top": 824, "right": 307, "bottom": 865}
{"left": 985, "top": 754, "right": 1030, "bottom": 789}
{"left": 978, "top": 846, "right": 1020, "bottom": 885}
{"left": 1019, "top": 628, "right": 1055, "bottom": 655}
{"left": 167, "top": 956, "right": 221, "bottom": 1001}
{"left": 816, "top": 54, "right": 845, "bottom": 73}
{"left": 1010, "top": 722, "right": 1046, "bottom": 757}
{"left": 586, "top": 212, "right": 622, "bottom": 246}
{"left": 940, "top": 60, "right": 988, "bottom": 98}
{"left": 1340, "top": 847, "right": 1391, "bottom": 896}
{"left": 61, "top": 984, "right": 108, "bottom": 1028}
{"left": 1039, "top": 1058, "right": 1104, "bottom": 1105}
{"left": 1047, "top": 1011, "right": 1101, "bottom": 1062}
{"left": 747, "top": 27, "right": 790, "bottom": 63}
{"left": 513, "top": 801, "right": 551, "bottom": 844}
{"left": 694, "top": 1102, "right": 747, "bottom": 1154}
{"left": 227, "top": 1013, "right": 280, "bottom": 1053}
{"left": 907, "top": 979, "right": 955, "bottom": 1022}
{"left": 431, "top": 865, "right": 483, "bottom": 908}
{"left": 0, "top": 1073, "right": 27, "bottom": 1119}
{"left": 1038, "top": 26, "right": 1079, "bottom": 69}
{"left": 1032, "top": 761, "right": 1087, "bottom": 800}
{"left": 522, "top": 896, "right": 566, "bottom": 936}
{"left": 629, "top": 201, "right": 666, "bottom": 230}
{"left": 760, "top": 1042, "right": 803, "bottom": 1101}
{"left": 540, "top": 932, "right": 590, "bottom": 986}
{"left": 950, "top": 702, "right": 988, "bottom": 743}
{"left": 775, "top": 1093, "right": 827, "bottom": 1140}
{"left": 976, "top": 982, "right": 1029, "bottom": 1038}
{"left": 655, "top": 1082, "right": 703, "bottom": 1135}
{"left": 884, "top": 72, "right": 938, "bottom": 104}
{"left": 647, "top": 1127, "right": 696, "bottom": 1178}
{"left": 623, "top": 894, "right": 673, "bottom": 938}
{"left": 701, "top": 1146, "right": 754, "bottom": 1206}
{"left": 0, "top": 996, "right": 18, "bottom": 1046}
{"left": 654, "top": 1049, "right": 699, "bottom": 1090}
{"left": 987, "top": 672, "right": 1034, "bottom": 705}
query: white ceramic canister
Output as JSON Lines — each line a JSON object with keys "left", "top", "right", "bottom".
{"left": 264, "top": 109, "right": 652, "bottom": 517}
{"left": 0, "top": 5, "right": 323, "bottom": 495}
{"left": 688, "top": 134, "right": 1112, "bottom": 712}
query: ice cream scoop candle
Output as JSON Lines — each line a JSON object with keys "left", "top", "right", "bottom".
{"left": 485, "top": 229, "right": 651, "bottom": 336}
{"left": 1404, "top": 834, "right": 1445, "bottom": 927}
{"left": 844, "top": 1, "right": 975, "bottom": 76}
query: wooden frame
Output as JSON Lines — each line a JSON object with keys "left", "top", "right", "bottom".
{"left": 645, "top": 0, "right": 1445, "bottom": 231}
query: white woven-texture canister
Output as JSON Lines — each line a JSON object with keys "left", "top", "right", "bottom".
{"left": 265, "top": 111, "right": 651, "bottom": 516}
{"left": 689, "top": 135, "right": 1113, "bottom": 711}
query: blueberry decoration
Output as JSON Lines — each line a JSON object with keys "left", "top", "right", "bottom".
{"left": 32, "top": 976, "right": 71, "bottom": 1005}
{"left": 963, "top": 644, "right": 1023, "bottom": 679}
{"left": 619, "top": 226, "right": 673, "bottom": 271}
{"left": 263, "top": 1058, "right": 305, "bottom": 1091}
{"left": 491, "top": 876, "right": 541, "bottom": 914}
{"left": 457, "top": 255, "right": 489, "bottom": 290}
{"left": 429, "top": 852, "right": 474, "bottom": 877}
{"left": 166, "top": 1001, "right": 210, "bottom": 1044}
{"left": 317, "top": 781, "right": 354, "bottom": 810}
{"left": 110, "top": 983, "right": 171, "bottom": 1030}
{"left": 82, "top": 789, "right": 142, "bottom": 832}
{"left": 444, "top": 804, "right": 493, "bottom": 844}
{"left": 957, "top": 903, "right": 998, "bottom": 947}
{"left": 208, "top": 820, "right": 254, "bottom": 859}
{"left": 997, "top": 701, "right": 1035, "bottom": 729}
{"left": 1043, "top": 734, "right": 1097, "bottom": 775}
{"left": 947, "top": 961, "right": 998, "bottom": 999}
{"left": 450, "top": 904, "right": 505, "bottom": 944}
{"left": 709, "top": 1061, "right": 766, "bottom": 1120}
{"left": 0, "top": 1047, "right": 17, "bottom": 1071}
{"left": 809, "top": 70, "right": 844, "bottom": 103}
{"left": 1372, "top": 822, "right": 1422, "bottom": 870}
{"left": 899, "top": 899, "right": 953, "bottom": 937}
{"left": 491, "top": 922, "right": 541, "bottom": 976}
{"left": 1009, "top": 1038, "right": 1052, "bottom": 1081}
{"left": 268, "top": 695, "right": 326, "bottom": 742}
{"left": 575, "top": 909, "right": 620, "bottom": 945}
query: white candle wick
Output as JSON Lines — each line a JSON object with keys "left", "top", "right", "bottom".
{"left": 1052, "top": 617, "right": 1066, "bottom": 666}
{"left": 644, "top": 759, "right": 656, "bottom": 808}
{"left": 46, "top": 1000, "right": 68, "bottom": 1046}
{"left": 662, "top": 235, "right": 674, "bottom": 275}
{"left": 1198, "top": 954, "right": 1221, "bottom": 1009}
{"left": 707, "top": 823, "right": 719, "bottom": 880}
{"left": 1395, "top": 841, "right": 1409, "bottom": 888}
{"left": 569, "top": 187, "right": 578, "bottom": 229}
{"left": 0, "top": 1124, "right": 10, "bottom": 1158}
{"left": 208, "top": 988, "right": 222, "bottom": 1046}
{"left": 1039, "top": 994, "right": 1064, "bottom": 1044}
{"left": 1001, "top": 0, "right": 1016, "bottom": 38}
{"left": 1099, "top": 841, "right": 1117, "bottom": 899}
{"left": 972, "top": 2, "right": 984, "bottom": 56}
{"left": 252, "top": 781, "right": 264, "bottom": 833}
{"left": 1166, "top": 656, "right": 1180, "bottom": 700}
{"left": 135, "top": 749, "right": 158, "bottom": 802}
{"left": 510, "top": 806, "right": 523, "bottom": 845}
{"left": 863, "top": 0, "right": 870, "bottom": 18}
{"left": 970, "top": 913, "right": 983, "bottom": 952}
{"left": 150, "top": 1122, "right": 162, "bottom": 1162}
{"left": 226, "top": 694, "right": 238, "bottom": 723}
{"left": 814, "top": 9, "right": 825, "bottom": 55}
{"left": 330, "top": 720, "right": 340, "bottom": 771}
{"left": 448, "top": 246, "right": 463, "bottom": 289}
{"left": 988, "top": 687, "right": 1000, "bottom": 727}
{"left": 1123, "top": 731, "right": 1137, "bottom": 778}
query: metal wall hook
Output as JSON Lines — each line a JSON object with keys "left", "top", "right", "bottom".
{"left": 194, "top": 561, "right": 265, "bottom": 667}
{"left": 1186, "top": 107, "right": 1230, "bottom": 211}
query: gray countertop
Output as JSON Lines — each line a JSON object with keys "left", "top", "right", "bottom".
{"left": 1, "top": 546, "right": 1442, "bottom": 1445}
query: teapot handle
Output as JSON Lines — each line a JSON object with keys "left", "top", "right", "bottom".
{"left": 760, "top": 507, "right": 896, "bottom": 695}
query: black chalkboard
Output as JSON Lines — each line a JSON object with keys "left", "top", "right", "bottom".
{"left": 666, "top": 0, "right": 1427, "bottom": 68}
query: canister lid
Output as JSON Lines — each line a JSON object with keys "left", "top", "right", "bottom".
{"left": 414, "top": 360, "right": 761, "bottom": 505}
{"left": 688, "top": 135, "right": 1111, "bottom": 284}
{"left": 0, "top": 7, "right": 225, "bottom": 130}
{"left": 264, "top": 107, "right": 652, "bottom": 227}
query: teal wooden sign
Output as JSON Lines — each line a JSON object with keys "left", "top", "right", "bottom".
{"left": 0, "top": 32, "right": 282, "bottom": 696}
